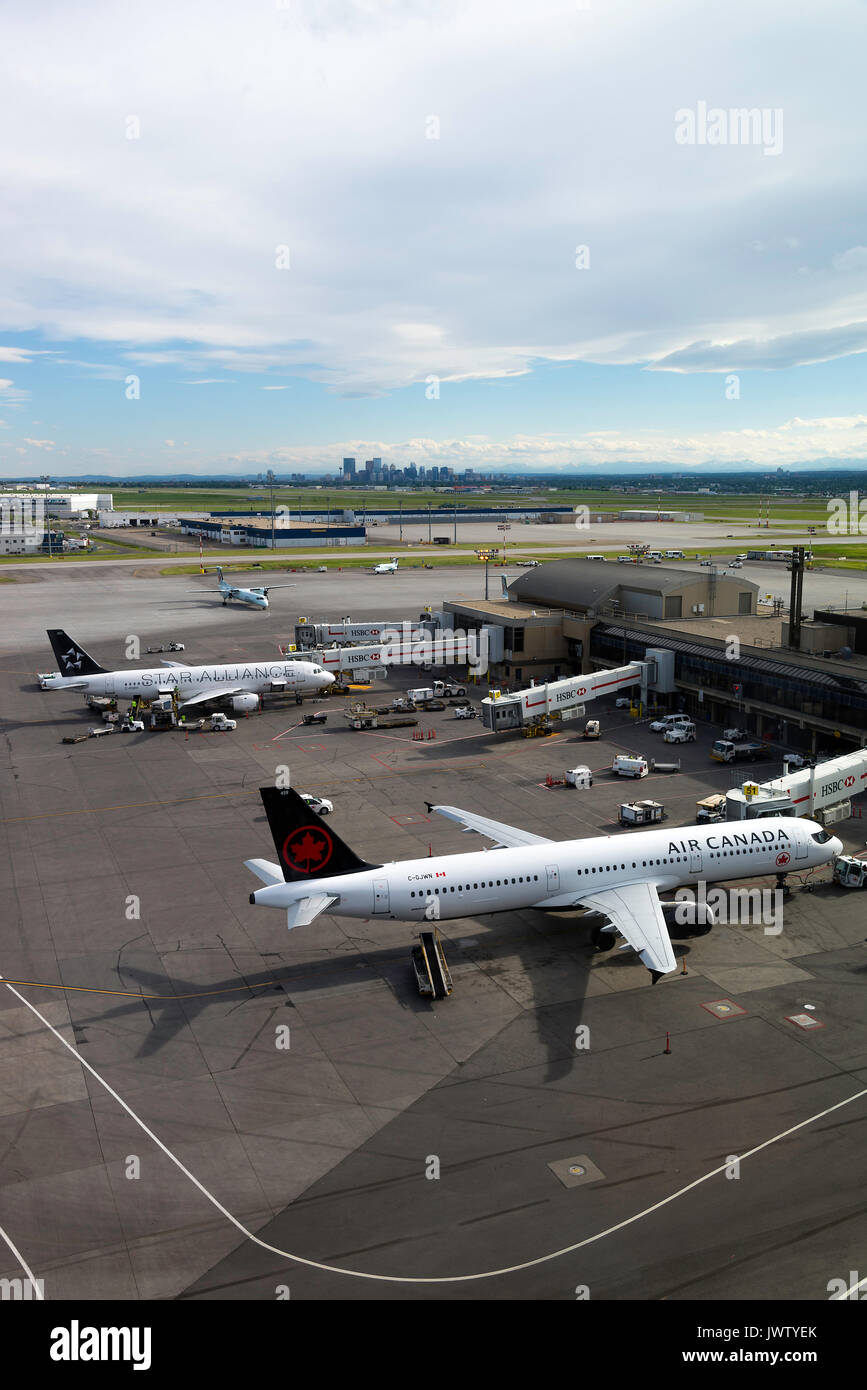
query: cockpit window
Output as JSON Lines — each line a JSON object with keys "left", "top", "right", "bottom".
{"left": 812, "top": 829, "right": 832, "bottom": 844}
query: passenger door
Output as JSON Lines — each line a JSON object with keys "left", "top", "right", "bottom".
{"left": 689, "top": 849, "right": 703, "bottom": 875}
{"left": 546, "top": 864, "right": 560, "bottom": 895}
{"left": 372, "top": 879, "right": 390, "bottom": 914}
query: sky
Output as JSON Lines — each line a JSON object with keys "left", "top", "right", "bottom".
{"left": 1, "top": 0, "right": 866, "bottom": 477}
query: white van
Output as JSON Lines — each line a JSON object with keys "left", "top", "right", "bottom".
{"left": 612, "top": 754, "right": 649, "bottom": 778}
{"left": 649, "top": 713, "right": 691, "bottom": 732}
{"left": 586, "top": 554, "right": 607, "bottom": 561}
{"left": 665, "top": 549, "right": 685, "bottom": 559}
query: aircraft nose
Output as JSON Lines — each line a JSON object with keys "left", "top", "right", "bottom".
{"left": 831, "top": 836, "right": 844, "bottom": 858}
{"left": 324, "top": 672, "right": 335, "bottom": 686}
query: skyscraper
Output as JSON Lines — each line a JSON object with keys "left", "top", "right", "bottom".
{"left": 342, "top": 457, "right": 356, "bottom": 480}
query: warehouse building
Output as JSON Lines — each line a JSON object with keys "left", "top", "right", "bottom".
{"left": 179, "top": 516, "right": 366, "bottom": 547}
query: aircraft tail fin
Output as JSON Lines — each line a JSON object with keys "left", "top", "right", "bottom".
{"left": 46, "top": 630, "right": 106, "bottom": 677}
{"left": 216, "top": 565, "right": 224, "bottom": 583}
{"left": 258, "top": 786, "right": 378, "bottom": 882}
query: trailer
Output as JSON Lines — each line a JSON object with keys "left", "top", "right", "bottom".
{"left": 411, "top": 929, "right": 453, "bottom": 999}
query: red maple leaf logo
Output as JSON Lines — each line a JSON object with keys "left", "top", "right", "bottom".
{"left": 776, "top": 851, "right": 790, "bottom": 867}
{"left": 283, "top": 826, "right": 333, "bottom": 873}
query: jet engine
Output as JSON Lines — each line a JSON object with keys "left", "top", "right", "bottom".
{"left": 662, "top": 899, "right": 715, "bottom": 939}
{"left": 232, "top": 693, "right": 260, "bottom": 712}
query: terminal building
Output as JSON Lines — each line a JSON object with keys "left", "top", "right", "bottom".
{"left": 442, "top": 558, "right": 866, "bottom": 755}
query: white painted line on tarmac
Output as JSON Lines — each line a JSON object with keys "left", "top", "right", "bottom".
{"left": 0, "top": 1221, "right": 44, "bottom": 1299}
{"left": 4, "top": 971, "right": 866, "bottom": 1288}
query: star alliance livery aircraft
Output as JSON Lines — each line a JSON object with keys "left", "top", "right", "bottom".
{"left": 42, "top": 630, "right": 334, "bottom": 711}
{"left": 246, "top": 787, "right": 842, "bottom": 980}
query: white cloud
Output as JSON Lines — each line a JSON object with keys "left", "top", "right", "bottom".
{"left": 0, "top": 0, "right": 864, "bottom": 395}
{"left": 22, "top": 437, "right": 54, "bottom": 448}
{"left": 832, "top": 246, "right": 867, "bottom": 273}
{"left": 217, "top": 414, "right": 867, "bottom": 471}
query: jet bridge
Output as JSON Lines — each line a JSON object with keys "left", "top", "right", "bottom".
{"left": 481, "top": 660, "right": 654, "bottom": 733}
{"left": 726, "top": 749, "right": 867, "bottom": 823}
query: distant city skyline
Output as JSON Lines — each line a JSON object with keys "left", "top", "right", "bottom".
{"left": 1, "top": 2, "right": 866, "bottom": 476}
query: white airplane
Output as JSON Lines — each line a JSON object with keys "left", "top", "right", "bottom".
{"left": 189, "top": 565, "right": 296, "bottom": 610}
{"left": 372, "top": 558, "right": 398, "bottom": 574}
{"left": 245, "top": 788, "right": 842, "bottom": 980}
{"left": 41, "top": 629, "right": 334, "bottom": 712}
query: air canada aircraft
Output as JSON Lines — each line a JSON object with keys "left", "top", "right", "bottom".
{"left": 41, "top": 630, "right": 334, "bottom": 711}
{"left": 190, "top": 565, "right": 296, "bottom": 610}
{"left": 372, "top": 558, "right": 398, "bottom": 574}
{"left": 245, "top": 787, "right": 842, "bottom": 980}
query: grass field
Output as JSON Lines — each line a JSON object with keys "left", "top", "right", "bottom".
{"left": 104, "top": 484, "right": 848, "bottom": 528}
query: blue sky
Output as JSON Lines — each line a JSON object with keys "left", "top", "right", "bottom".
{"left": 2, "top": 0, "right": 867, "bottom": 476}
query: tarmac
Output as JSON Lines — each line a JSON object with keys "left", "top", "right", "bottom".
{"left": 1, "top": 577, "right": 866, "bottom": 1302}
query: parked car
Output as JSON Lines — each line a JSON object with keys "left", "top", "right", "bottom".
{"left": 300, "top": 793, "right": 333, "bottom": 815}
{"left": 614, "top": 697, "right": 633, "bottom": 709}
{"left": 723, "top": 727, "right": 749, "bottom": 741}
{"left": 649, "top": 714, "right": 692, "bottom": 733}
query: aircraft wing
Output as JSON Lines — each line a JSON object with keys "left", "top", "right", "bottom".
{"left": 253, "top": 585, "right": 296, "bottom": 594}
{"left": 180, "top": 685, "right": 247, "bottom": 707}
{"left": 160, "top": 660, "right": 184, "bottom": 667}
{"left": 426, "top": 803, "right": 553, "bottom": 849}
{"left": 577, "top": 881, "right": 677, "bottom": 981}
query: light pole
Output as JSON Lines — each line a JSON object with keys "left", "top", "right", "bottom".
{"left": 497, "top": 521, "right": 511, "bottom": 566}
{"left": 266, "top": 469, "right": 276, "bottom": 550}
{"left": 476, "top": 548, "right": 491, "bottom": 600}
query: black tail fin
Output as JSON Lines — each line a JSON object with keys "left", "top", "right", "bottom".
{"left": 259, "top": 786, "right": 378, "bottom": 882}
{"left": 46, "top": 630, "right": 106, "bottom": 677}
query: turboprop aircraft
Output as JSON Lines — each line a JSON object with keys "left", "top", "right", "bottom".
{"left": 190, "top": 565, "right": 296, "bottom": 609}
{"left": 372, "top": 558, "right": 398, "bottom": 574}
{"left": 41, "top": 630, "right": 334, "bottom": 712}
{"left": 245, "top": 787, "right": 842, "bottom": 980}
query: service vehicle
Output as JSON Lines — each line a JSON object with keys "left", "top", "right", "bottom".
{"left": 433, "top": 679, "right": 467, "bottom": 697}
{"left": 564, "top": 765, "right": 593, "bottom": 788}
{"left": 87, "top": 724, "right": 114, "bottom": 738}
{"left": 730, "top": 560, "right": 743, "bottom": 569}
{"left": 834, "top": 856, "right": 867, "bottom": 888}
{"left": 586, "top": 554, "right": 607, "bottom": 561}
{"left": 782, "top": 751, "right": 811, "bottom": 768}
{"left": 649, "top": 714, "right": 691, "bottom": 733}
{"left": 120, "top": 717, "right": 145, "bottom": 732}
{"left": 454, "top": 705, "right": 477, "bottom": 719}
{"left": 614, "top": 697, "right": 633, "bottom": 709}
{"left": 582, "top": 718, "right": 601, "bottom": 739}
{"left": 612, "top": 754, "right": 649, "bottom": 778}
{"left": 736, "top": 553, "right": 748, "bottom": 561}
{"left": 146, "top": 642, "right": 185, "bottom": 653}
{"left": 663, "top": 722, "right": 696, "bottom": 744}
{"left": 407, "top": 687, "right": 436, "bottom": 704}
{"left": 696, "top": 793, "right": 726, "bottom": 823}
{"left": 301, "top": 711, "right": 328, "bottom": 725}
{"left": 619, "top": 799, "right": 665, "bottom": 826}
{"left": 209, "top": 712, "right": 237, "bottom": 731}
{"left": 300, "top": 793, "right": 333, "bottom": 816}
{"left": 723, "top": 727, "right": 749, "bottom": 741}
{"left": 515, "top": 560, "right": 540, "bottom": 567}
{"left": 664, "top": 550, "right": 685, "bottom": 559}
{"left": 711, "top": 739, "right": 767, "bottom": 764}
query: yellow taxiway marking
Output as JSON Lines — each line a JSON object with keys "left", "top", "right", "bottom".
{"left": 2, "top": 978, "right": 283, "bottom": 1000}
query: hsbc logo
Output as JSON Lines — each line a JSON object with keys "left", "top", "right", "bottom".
{"left": 845, "top": 776, "right": 855, "bottom": 788}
